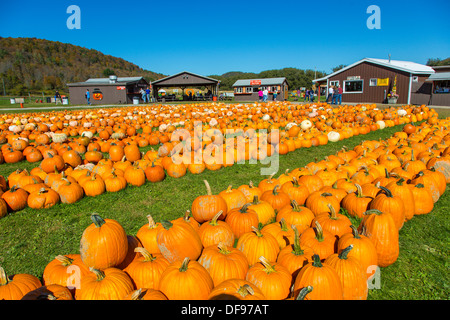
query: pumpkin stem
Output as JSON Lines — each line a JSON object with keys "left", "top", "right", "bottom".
{"left": 130, "top": 288, "right": 145, "bottom": 300}
{"left": 296, "top": 286, "right": 313, "bottom": 300}
{"left": 239, "top": 203, "right": 251, "bottom": 213}
{"left": 55, "top": 255, "right": 74, "bottom": 267}
{"left": 272, "top": 185, "right": 280, "bottom": 195}
{"left": 311, "top": 254, "right": 323, "bottom": 268}
{"left": 217, "top": 242, "right": 231, "bottom": 255}
{"left": 258, "top": 256, "right": 276, "bottom": 274}
{"left": 291, "top": 199, "right": 300, "bottom": 211}
{"left": 0, "top": 267, "right": 9, "bottom": 286}
{"left": 146, "top": 214, "right": 157, "bottom": 228}
{"left": 338, "top": 244, "right": 353, "bottom": 260}
{"left": 355, "top": 183, "right": 364, "bottom": 198}
{"left": 279, "top": 217, "right": 289, "bottom": 231}
{"left": 251, "top": 226, "right": 263, "bottom": 237}
{"left": 327, "top": 203, "right": 338, "bottom": 220}
{"left": 252, "top": 195, "right": 260, "bottom": 204}
{"left": 89, "top": 267, "right": 106, "bottom": 281}
{"left": 314, "top": 221, "right": 324, "bottom": 242}
{"left": 134, "top": 247, "right": 156, "bottom": 262}
{"left": 179, "top": 257, "right": 190, "bottom": 272}
{"left": 237, "top": 284, "right": 255, "bottom": 298}
{"left": 379, "top": 186, "right": 393, "bottom": 197}
{"left": 90, "top": 213, "right": 105, "bottom": 228}
{"left": 291, "top": 225, "right": 305, "bottom": 256}
{"left": 350, "top": 225, "right": 361, "bottom": 239}
{"left": 364, "top": 209, "right": 383, "bottom": 216}
{"left": 210, "top": 210, "right": 223, "bottom": 225}
{"left": 203, "top": 180, "right": 212, "bottom": 195}
{"left": 161, "top": 220, "right": 173, "bottom": 230}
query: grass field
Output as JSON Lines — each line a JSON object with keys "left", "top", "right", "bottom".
{"left": 0, "top": 107, "right": 448, "bottom": 300}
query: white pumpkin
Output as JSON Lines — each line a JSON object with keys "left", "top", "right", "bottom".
{"left": 376, "top": 120, "right": 386, "bottom": 129}
{"left": 51, "top": 133, "right": 68, "bottom": 143}
{"left": 81, "top": 131, "right": 94, "bottom": 139}
{"left": 327, "top": 131, "right": 340, "bottom": 142}
{"left": 397, "top": 109, "right": 407, "bottom": 116}
{"left": 300, "top": 120, "right": 313, "bottom": 130}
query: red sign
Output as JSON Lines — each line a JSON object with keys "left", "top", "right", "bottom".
{"left": 250, "top": 80, "right": 261, "bottom": 86}
{"left": 117, "top": 86, "right": 126, "bottom": 90}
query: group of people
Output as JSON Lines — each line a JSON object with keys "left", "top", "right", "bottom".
{"left": 326, "top": 85, "right": 343, "bottom": 105}
{"left": 303, "top": 89, "right": 316, "bottom": 103}
{"left": 140, "top": 87, "right": 151, "bottom": 103}
{"left": 258, "top": 88, "right": 278, "bottom": 102}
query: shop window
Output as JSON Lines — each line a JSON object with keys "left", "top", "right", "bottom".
{"left": 245, "top": 87, "right": 253, "bottom": 93}
{"left": 369, "top": 79, "right": 377, "bottom": 86}
{"left": 235, "top": 87, "right": 243, "bottom": 93}
{"left": 330, "top": 80, "right": 339, "bottom": 87}
{"left": 344, "top": 80, "right": 364, "bottom": 93}
{"left": 434, "top": 80, "right": 450, "bottom": 94}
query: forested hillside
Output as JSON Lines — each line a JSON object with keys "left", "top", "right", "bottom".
{"left": 0, "top": 37, "right": 165, "bottom": 95}
{"left": 208, "top": 68, "right": 327, "bottom": 91}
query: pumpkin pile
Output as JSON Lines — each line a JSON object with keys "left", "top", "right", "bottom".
{"left": 0, "top": 103, "right": 439, "bottom": 214}
{"left": 1, "top": 116, "right": 448, "bottom": 300}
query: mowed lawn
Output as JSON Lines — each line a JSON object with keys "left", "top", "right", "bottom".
{"left": 0, "top": 108, "right": 449, "bottom": 300}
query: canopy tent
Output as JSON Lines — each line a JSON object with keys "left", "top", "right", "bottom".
{"left": 151, "top": 71, "right": 220, "bottom": 101}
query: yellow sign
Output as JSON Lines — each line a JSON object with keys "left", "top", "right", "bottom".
{"left": 377, "top": 78, "right": 389, "bottom": 86}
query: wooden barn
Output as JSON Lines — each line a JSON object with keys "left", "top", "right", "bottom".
{"left": 232, "top": 78, "right": 289, "bottom": 102}
{"left": 67, "top": 76, "right": 150, "bottom": 105}
{"left": 313, "top": 58, "right": 435, "bottom": 105}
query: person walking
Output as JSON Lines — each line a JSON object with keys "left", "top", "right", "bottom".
{"left": 304, "top": 89, "right": 309, "bottom": 102}
{"left": 258, "top": 89, "right": 263, "bottom": 102}
{"left": 273, "top": 91, "right": 278, "bottom": 101}
{"left": 263, "top": 88, "right": 268, "bottom": 102}
{"left": 326, "top": 86, "right": 334, "bottom": 103}
{"left": 85, "top": 89, "right": 91, "bottom": 105}
{"left": 309, "top": 89, "right": 315, "bottom": 103}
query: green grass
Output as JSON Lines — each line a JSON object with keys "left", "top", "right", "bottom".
{"left": 0, "top": 120, "right": 448, "bottom": 300}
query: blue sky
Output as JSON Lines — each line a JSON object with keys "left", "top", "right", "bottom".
{"left": 0, "top": 0, "right": 449, "bottom": 76}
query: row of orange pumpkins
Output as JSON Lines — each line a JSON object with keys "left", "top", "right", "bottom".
{"left": 1, "top": 117, "right": 449, "bottom": 300}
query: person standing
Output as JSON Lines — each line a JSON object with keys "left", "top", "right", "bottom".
{"left": 296, "top": 89, "right": 301, "bottom": 101}
{"left": 310, "top": 89, "right": 315, "bottom": 102}
{"left": 263, "top": 88, "right": 268, "bottom": 102}
{"left": 140, "top": 88, "right": 146, "bottom": 103}
{"left": 331, "top": 86, "right": 336, "bottom": 104}
{"left": 146, "top": 87, "right": 151, "bottom": 103}
{"left": 258, "top": 89, "right": 263, "bottom": 102}
{"left": 85, "top": 89, "right": 91, "bottom": 105}
{"left": 55, "top": 90, "right": 61, "bottom": 104}
{"left": 273, "top": 91, "right": 278, "bottom": 101}
{"left": 337, "top": 85, "right": 343, "bottom": 105}
{"left": 326, "top": 86, "right": 334, "bottom": 103}
{"left": 304, "top": 89, "right": 309, "bottom": 102}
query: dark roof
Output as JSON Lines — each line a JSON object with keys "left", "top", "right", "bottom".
{"left": 426, "top": 72, "right": 450, "bottom": 81}
{"left": 232, "top": 77, "right": 287, "bottom": 87}
{"left": 67, "top": 76, "right": 147, "bottom": 86}
{"left": 151, "top": 71, "right": 219, "bottom": 86}
{"left": 313, "top": 58, "right": 435, "bottom": 82}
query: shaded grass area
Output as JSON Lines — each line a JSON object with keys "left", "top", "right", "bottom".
{"left": 0, "top": 122, "right": 448, "bottom": 300}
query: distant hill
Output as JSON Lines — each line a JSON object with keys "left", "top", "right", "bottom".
{"left": 0, "top": 37, "right": 166, "bottom": 95}
{"left": 427, "top": 57, "right": 450, "bottom": 66}
{"left": 208, "top": 68, "right": 327, "bottom": 91}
